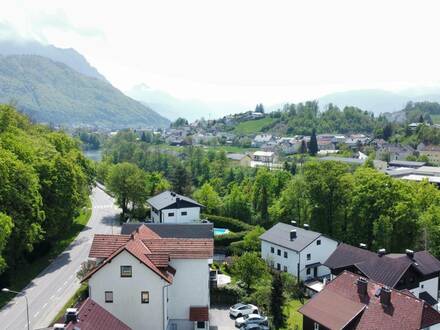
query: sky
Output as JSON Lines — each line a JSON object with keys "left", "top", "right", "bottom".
{"left": 1, "top": 0, "right": 440, "bottom": 107}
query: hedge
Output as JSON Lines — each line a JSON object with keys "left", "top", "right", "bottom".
{"left": 214, "top": 231, "right": 247, "bottom": 247}
{"left": 202, "top": 214, "right": 254, "bottom": 232}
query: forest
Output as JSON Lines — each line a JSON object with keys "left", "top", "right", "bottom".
{"left": 0, "top": 105, "right": 94, "bottom": 285}
{"left": 99, "top": 130, "right": 440, "bottom": 257}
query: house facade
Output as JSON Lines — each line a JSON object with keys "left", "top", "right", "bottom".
{"left": 259, "top": 223, "right": 338, "bottom": 281}
{"left": 147, "top": 191, "right": 203, "bottom": 223}
{"left": 84, "top": 225, "right": 213, "bottom": 330}
{"left": 419, "top": 144, "right": 440, "bottom": 165}
{"left": 324, "top": 243, "right": 440, "bottom": 308}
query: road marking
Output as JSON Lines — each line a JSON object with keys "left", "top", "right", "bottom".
{"left": 50, "top": 295, "right": 55, "bottom": 300}
{"left": 63, "top": 280, "right": 68, "bottom": 286}
{"left": 33, "top": 311, "right": 40, "bottom": 318}
{"left": 68, "top": 274, "right": 73, "bottom": 280}
{"left": 24, "top": 324, "right": 27, "bottom": 329}
{"left": 42, "top": 303, "right": 48, "bottom": 309}
{"left": 56, "top": 287, "right": 62, "bottom": 293}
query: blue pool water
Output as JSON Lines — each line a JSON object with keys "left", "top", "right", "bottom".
{"left": 214, "top": 228, "right": 229, "bottom": 236}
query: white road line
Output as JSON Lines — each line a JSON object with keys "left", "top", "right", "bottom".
{"left": 23, "top": 324, "right": 27, "bottom": 329}
{"left": 50, "top": 295, "right": 55, "bottom": 300}
{"left": 42, "top": 303, "right": 48, "bottom": 309}
{"left": 63, "top": 281, "right": 68, "bottom": 286}
{"left": 56, "top": 287, "right": 62, "bottom": 293}
{"left": 33, "top": 311, "right": 40, "bottom": 318}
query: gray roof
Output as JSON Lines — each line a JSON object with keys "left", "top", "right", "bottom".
{"left": 147, "top": 190, "right": 203, "bottom": 210}
{"left": 226, "top": 153, "right": 249, "bottom": 161}
{"left": 389, "top": 160, "right": 425, "bottom": 168}
{"left": 121, "top": 223, "right": 213, "bottom": 239}
{"left": 319, "top": 156, "right": 365, "bottom": 165}
{"left": 259, "top": 222, "right": 322, "bottom": 252}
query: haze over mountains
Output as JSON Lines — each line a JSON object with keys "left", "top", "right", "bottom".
{"left": 0, "top": 39, "right": 169, "bottom": 128}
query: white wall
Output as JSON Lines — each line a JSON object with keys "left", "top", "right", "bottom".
{"left": 261, "top": 235, "right": 338, "bottom": 281}
{"left": 153, "top": 207, "right": 201, "bottom": 223}
{"left": 410, "top": 276, "right": 439, "bottom": 305}
{"left": 89, "top": 250, "right": 168, "bottom": 330}
{"left": 299, "top": 236, "right": 338, "bottom": 280}
{"left": 167, "top": 258, "right": 210, "bottom": 319}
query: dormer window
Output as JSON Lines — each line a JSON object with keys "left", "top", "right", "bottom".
{"left": 121, "top": 265, "right": 132, "bottom": 277}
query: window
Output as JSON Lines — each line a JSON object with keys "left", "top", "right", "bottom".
{"left": 283, "top": 266, "right": 287, "bottom": 272}
{"left": 277, "top": 249, "right": 281, "bottom": 256}
{"left": 120, "top": 265, "right": 132, "bottom": 277}
{"left": 168, "top": 212, "right": 175, "bottom": 217}
{"left": 181, "top": 211, "right": 187, "bottom": 216}
{"left": 316, "top": 239, "right": 321, "bottom": 246}
{"left": 314, "top": 322, "right": 320, "bottom": 330}
{"left": 141, "top": 291, "right": 149, "bottom": 303}
{"left": 284, "top": 251, "right": 288, "bottom": 258}
{"left": 307, "top": 253, "right": 311, "bottom": 260}
{"left": 277, "top": 263, "right": 281, "bottom": 270}
{"left": 270, "top": 247, "right": 274, "bottom": 253}
{"left": 307, "top": 268, "right": 311, "bottom": 275}
{"left": 197, "top": 321, "right": 205, "bottom": 329}
{"left": 105, "top": 291, "right": 113, "bottom": 303}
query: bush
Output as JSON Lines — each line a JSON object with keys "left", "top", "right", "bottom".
{"left": 210, "top": 283, "right": 245, "bottom": 305}
{"left": 215, "top": 231, "right": 247, "bottom": 247}
{"left": 202, "top": 214, "right": 254, "bottom": 232}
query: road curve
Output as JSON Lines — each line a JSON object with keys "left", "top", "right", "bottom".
{"left": 0, "top": 186, "right": 120, "bottom": 330}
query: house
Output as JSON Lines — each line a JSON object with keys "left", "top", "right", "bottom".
{"left": 324, "top": 243, "right": 440, "bottom": 307}
{"left": 83, "top": 225, "right": 213, "bottom": 330}
{"left": 418, "top": 145, "right": 440, "bottom": 165}
{"left": 319, "top": 156, "right": 365, "bottom": 166}
{"left": 54, "top": 298, "right": 131, "bottom": 330}
{"left": 251, "top": 134, "right": 273, "bottom": 147}
{"left": 377, "top": 143, "right": 415, "bottom": 161}
{"left": 226, "top": 153, "right": 252, "bottom": 167}
{"left": 259, "top": 223, "right": 338, "bottom": 282}
{"left": 299, "top": 271, "right": 440, "bottom": 330}
{"left": 251, "top": 151, "right": 281, "bottom": 170}
{"left": 147, "top": 191, "right": 203, "bottom": 224}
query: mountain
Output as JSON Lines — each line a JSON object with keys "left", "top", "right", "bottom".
{"left": 0, "top": 55, "right": 169, "bottom": 128}
{"left": 318, "top": 88, "right": 440, "bottom": 115}
{"left": 127, "top": 84, "right": 245, "bottom": 121}
{"left": 0, "top": 39, "right": 106, "bottom": 81}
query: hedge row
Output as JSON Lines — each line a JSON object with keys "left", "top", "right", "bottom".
{"left": 202, "top": 213, "right": 254, "bottom": 232}
{"left": 214, "top": 231, "right": 247, "bottom": 247}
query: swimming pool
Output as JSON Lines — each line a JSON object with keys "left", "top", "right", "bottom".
{"left": 214, "top": 227, "right": 230, "bottom": 236}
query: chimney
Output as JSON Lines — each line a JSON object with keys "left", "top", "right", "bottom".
{"left": 377, "top": 248, "right": 386, "bottom": 257}
{"left": 405, "top": 249, "right": 414, "bottom": 258}
{"left": 290, "top": 230, "right": 297, "bottom": 241}
{"left": 291, "top": 221, "right": 297, "bottom": 227}
{"left": 303, "top": 223, "right": 310, "bottom": 230}
{"left": 359, "top": 243, "right": 367, "bottom": 249}
{"left": 380, "top": 286, "right": 391, "bottom": 306}
{"left": 357, "top": 277, "right": 368, "bottom": 296}
{"left": 64, "top": 308, "right": 78, "bottom": 324}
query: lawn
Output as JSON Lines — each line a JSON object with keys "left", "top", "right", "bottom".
{"left": 0, "top": 198, "right": 92, "bottom": 308}
{"left": 233, "top": 117, "right": 275, "bottom": 135}
{"left": 283, "top": 298, "right": 307, "bottom": 330}
{"left": 431, "top": 114, "right": 440, "bottom": 124}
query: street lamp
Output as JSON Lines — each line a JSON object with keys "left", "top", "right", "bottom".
{"left": 2, "top": 288, "right": 30, "bottom": 330}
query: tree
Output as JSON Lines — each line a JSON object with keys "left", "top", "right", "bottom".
{"left": 0, "top": 213, "right": 13, "bottom": 272}
{"left": 170, "top": 163, "right": 192, "bottom": 195}
{"left": 223, "top": 184, "right": 252, "bottom": 222}
{"left": 299, "top": 140, "right": 307, "bottom": 154}
{"left": 270, "top": 272, "right": 285, "bottom": 329}
{"left": 242, "top": 226, "right": 266, "bottom": 252}
{"left": 77, "top": 260, "right": 96, "bottom": 280}
{"left": 171, "top": 117, "right": 189, "bottom": 128}
{"left": 252, "top": 168, "right": 273, "bottom": 223}
{"left": 231, "top": 252, "right": 270, "bottom": 292}
{"left": 106, "top": 162, "right": 148, "bottom": 219}
{"left": 193, "top": 183, "right": 221, "bottom": 214}
{"left": 383, "top": 123, "right": 393, "bottom": 140}
{"left": 308, "top": 129, "right": 318, "bottom": 156}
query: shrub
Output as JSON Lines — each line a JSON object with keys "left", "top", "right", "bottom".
{"left": 202, "top": 214, "right": 254, "bottom": 232}
{"left": 214, "top": 231, "right": 247, "bottom": 247}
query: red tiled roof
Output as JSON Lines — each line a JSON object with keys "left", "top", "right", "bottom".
{"left": 143, "top": 238, "right": 214, "bottom": 259}
{"left": 89, "top": 234, "right": 130, "bottom": 258}
{"left": 299, "top": 271, "right": 440, "bottom": 330}
{"left": 189, "top": 306, "right": 209, "bottom": 321}
{"left": 65, "top": 298, "right": 131, "bottom": 330}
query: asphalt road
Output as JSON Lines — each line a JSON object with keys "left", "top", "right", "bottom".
{"left": 0, "top": 186, "right": 121, "bottom": 330}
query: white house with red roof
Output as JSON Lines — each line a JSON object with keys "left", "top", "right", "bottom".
{"left": 82, "top": 225, "right": 213, "bottom": 330}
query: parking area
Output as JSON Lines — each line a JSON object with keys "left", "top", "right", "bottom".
{"left": 209, "top": 305, "right": 236, "bottom": 330}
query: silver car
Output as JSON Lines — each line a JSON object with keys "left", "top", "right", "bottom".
{"left": 243, "top": 324, "right": 270, "bottom": 330}
{"left": 235, "top": 314, "right": 268, "bottom": 328}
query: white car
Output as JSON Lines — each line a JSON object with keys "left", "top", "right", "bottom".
{"left": 229, "top": 303, "right": 259, "bottom": 318}
{"left": 235, "top": 314, "right": 268, "bottom": 328}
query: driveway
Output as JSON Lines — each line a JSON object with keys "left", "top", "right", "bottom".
{"left": 0, "top": 186, "right": 121, "bottom": 329}
{"left": 210, "top": 305, "right": 236, "bottom": 330}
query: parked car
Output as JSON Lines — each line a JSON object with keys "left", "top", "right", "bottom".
{"left": 243, "top": 324, "right": 270, "bottom": 330}
{"left": 235, "top": 314, "right": 268, "bottom": 328}
{"left": 229, "top": 303, "right": 259, "bottom": 318}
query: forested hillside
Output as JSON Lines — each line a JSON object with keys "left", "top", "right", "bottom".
{"left": 0, "top": 55, "right": 170, "bottom": 129}
{"left": 0, "top": 105, "right": 94, "bottom": 282}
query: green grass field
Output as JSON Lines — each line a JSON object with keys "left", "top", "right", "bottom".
{"left": 233, "top": 117, "right": 275, "bottom": 135}
{"left": 431, "top": 114, "right": 440, "bottom": 124}
{"left": 283, "top": 298, "right": 307, "bottom": 330}
{"left": 0, "top": 198, "right": 92, "bottom": 308}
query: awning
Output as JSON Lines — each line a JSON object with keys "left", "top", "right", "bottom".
{"left": 419, "top": 291, "right": 438, "bottom": 306}
{"left": 305, "top": 262, "right": 321, "bottom": 268}
{"left": 189, "top": 306, "right": 209, "bottom": 322}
